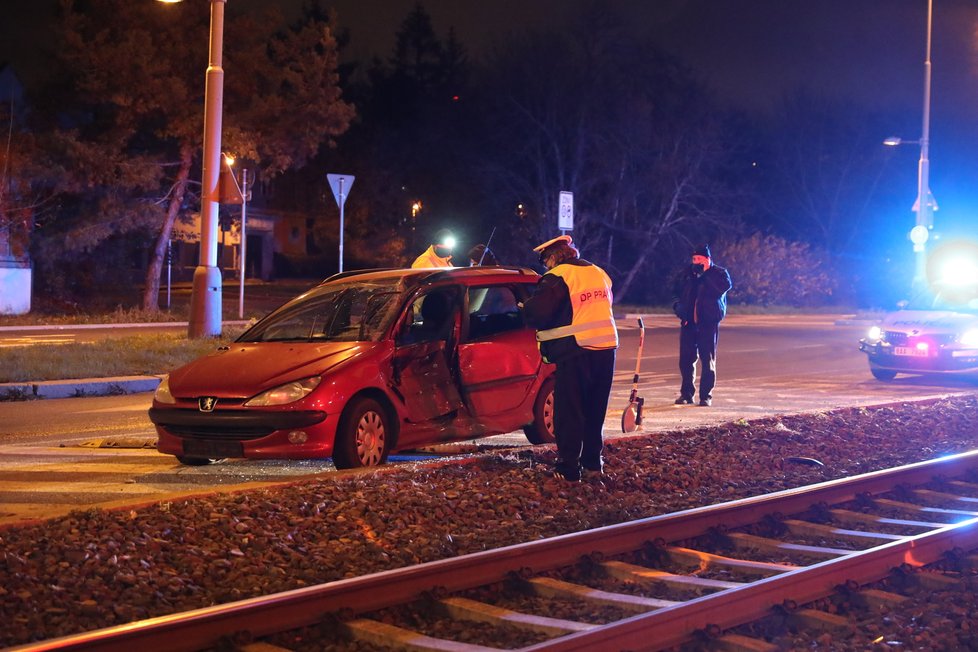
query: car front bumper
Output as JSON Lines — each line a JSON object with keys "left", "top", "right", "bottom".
{"left": 150, "top": 406, "right": 336, "bottom": 459}
{"left": 859, "top": 339, "right": 978, "bottom": 375}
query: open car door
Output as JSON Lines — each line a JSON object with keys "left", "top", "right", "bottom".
{"left": 457, "top": 285, "right": 541, "bottom": 416}
{"left": 392, "top": 288, "right": 464, "bottom": 424}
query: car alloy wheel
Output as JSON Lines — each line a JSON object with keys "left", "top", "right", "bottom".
{"left": 523, "top": 376, "right": 556, "bottom": 444}
{"left": 334, "top": 397, "right": 392, "bottom": 469}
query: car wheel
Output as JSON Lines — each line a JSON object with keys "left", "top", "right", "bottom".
{"left": 176, "top": 456, "right": 216, "bottom": 466}
{"left": 334, "top": 397, "right": 392, "bottom": 469}
{"left": 870, "top": 366, "right": 897, "bottom": 381}
{"left": 523, "top": 376, "right": 556, "bottom": 445}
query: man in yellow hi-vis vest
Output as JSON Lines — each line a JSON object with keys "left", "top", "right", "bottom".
{"left": 521, "top": 235, "right": 618, "bottom": 482}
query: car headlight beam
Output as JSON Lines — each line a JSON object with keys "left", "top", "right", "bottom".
{"left": 868, "top": 326, "right": 882, "bottom": 341}
{"left": 960, "top": 329, "right": 978, "bottom": 347}
{"left": 244, "top": 377, "right": 322, "bottom": 407}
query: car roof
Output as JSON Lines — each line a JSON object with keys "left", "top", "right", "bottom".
{"left": 319, "top": 266, "right": 541, "bottom": 288}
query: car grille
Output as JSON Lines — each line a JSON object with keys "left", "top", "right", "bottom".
{"left": 165, "top": 425, "right": 274, "bottom": 441}
{"left": 883, "top": 331, "right": 956, "bottom": 346}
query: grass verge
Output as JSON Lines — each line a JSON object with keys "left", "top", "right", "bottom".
{"left": 0, "top": 331, "right": 244, "bottom": 383}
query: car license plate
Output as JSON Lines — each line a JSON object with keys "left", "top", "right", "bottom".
{"left": 183, "top": 439, "right": 244, "bottom": 458}
{"left": 893, "top": 346, "right": 929, "bottom": 357}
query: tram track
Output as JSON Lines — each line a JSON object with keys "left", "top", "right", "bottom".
{"left": 14, "top": 450, "right": 978, "bottom": 652}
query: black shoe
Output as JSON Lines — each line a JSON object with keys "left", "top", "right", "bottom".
{"left": 675, "top": 396, "right": 693, "bottom": 405}
{"left": 553, "top": 469, "right": 581, "bottom": 482}
{"left": 582, "top": 463, "right": 604, "bottom": 475}
{"left": 699, "top": 398, "right": 712, "bottom": 407}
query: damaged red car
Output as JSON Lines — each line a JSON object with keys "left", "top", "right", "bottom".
{"left": 150, "top": 267, "right": 555, "bottom": 468}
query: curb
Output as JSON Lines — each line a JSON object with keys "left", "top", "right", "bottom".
{"left": 0, "top": 375, "right": 162, "bottom": 401}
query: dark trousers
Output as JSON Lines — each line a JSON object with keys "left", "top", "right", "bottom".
{"left": 553, "top": 347, "right": 616, "bottom": 475}
{"left": 679, "top": 321, "right": 719, "bottom": 400}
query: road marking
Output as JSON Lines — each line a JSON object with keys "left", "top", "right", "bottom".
{"left": 0, "top": 335, "right": 76, "bottom": 348}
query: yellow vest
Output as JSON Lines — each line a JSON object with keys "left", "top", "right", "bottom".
{"left": 536, "top": 263, "right": 618, "bottom": 350}
{"left": 411, "top": 245, "right": 453, "bottom": 268}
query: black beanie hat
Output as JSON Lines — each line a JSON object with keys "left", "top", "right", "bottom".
{"left": 692, "top": 244, "right": 711, "bottom": 258}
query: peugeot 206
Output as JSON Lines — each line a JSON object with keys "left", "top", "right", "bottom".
{"left": 150, "top": 267, "right": 555, "bottom": 468}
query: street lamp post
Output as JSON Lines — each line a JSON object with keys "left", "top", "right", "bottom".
{"left": 914, "top": 0, "right": 935, "bottom": 291}
{"left": 160, "top": 0, "right": 226, "bottom": 337}
{"left": 886, "top": 0, "right": 935, "bottom": 293}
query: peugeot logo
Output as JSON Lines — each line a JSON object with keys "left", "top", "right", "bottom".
{"left": 198, "top": 397, "right": 218, "bottom": 412}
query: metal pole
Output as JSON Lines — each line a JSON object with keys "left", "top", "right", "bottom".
{"left": 914, "top": 0, "right": 933, "bottom": 290}
{"left": 338, "top": 178, "right": 345, "bottom": 273}
{"left": 187, "top": 0, "right": 226, "bottom": 337}
{"left": 239, "top": 168, "right": 247, "bottom": 319}
{"left": 166, "top": 239, "right": 172, "bottom": 309}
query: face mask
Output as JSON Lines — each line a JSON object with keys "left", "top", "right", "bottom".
{"left": 691, "top": 263, "right": 705, "bottom": 275}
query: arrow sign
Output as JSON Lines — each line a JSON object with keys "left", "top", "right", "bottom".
{"left": 327, "top": 173, "right": 355, "bottom": 208}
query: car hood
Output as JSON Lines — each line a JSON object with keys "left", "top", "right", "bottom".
{"left": 882, "top": 310, "right": 978, "bottom": 334}
{"left": 166, "top": 341, "right": 380, "bottom": 398}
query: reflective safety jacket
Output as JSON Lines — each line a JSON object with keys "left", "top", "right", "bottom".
{"left": 411, "top": 245, "right": 453, "bottom": 269}
{"left": 523, "top": 260, "right": 618, "bottom": 363}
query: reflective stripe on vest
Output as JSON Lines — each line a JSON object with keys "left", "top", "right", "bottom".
{"left": 536, "top": 263, "right": 618, "bottom": 350}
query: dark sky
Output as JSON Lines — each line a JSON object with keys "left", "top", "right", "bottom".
{"left": 4, "top": 0, "right": 977, "bottom": 117}
{"left": 284, "top": 0, "right": 978, "bottom": 119}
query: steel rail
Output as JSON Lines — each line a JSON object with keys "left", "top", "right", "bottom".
{"left": 13, "top": 450, "right": 978, "bottom": 652}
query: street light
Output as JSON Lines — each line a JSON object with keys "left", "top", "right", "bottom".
{"left": 158, "top": 0, "right": 226, "bottom": 337}
{"left": 884, "top": 0, "right": 936, "bottom": 293}
{"left": 223, "top": 155, "right": 249, "bottom": 320}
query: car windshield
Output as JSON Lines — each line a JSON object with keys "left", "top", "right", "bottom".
{"left": 904, "top": 287, "right": 978, "bottom": 314}
{"left": 239, "top": 280, "right": 405, "bottom": 343}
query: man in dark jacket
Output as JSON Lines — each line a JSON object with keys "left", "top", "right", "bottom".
{"left": 522, "top": 235, "right": 618, "bottom": 482}
{"left": 672, "top": 244, "right": 732, "bottom": 407}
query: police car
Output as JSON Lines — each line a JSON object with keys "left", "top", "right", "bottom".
{"left": 859, "top": 281, "right": 978, "bottom": 381}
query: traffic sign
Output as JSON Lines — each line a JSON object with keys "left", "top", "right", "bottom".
{"left": 558, "top": 191, "right": 573, "bottom": 230}
{"left": 327, "top": 173, "right": 355, "bottom": 208}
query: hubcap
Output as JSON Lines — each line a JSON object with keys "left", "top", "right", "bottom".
{"left": 543, "top": 391, "right": 555, "bottom": 436}
{"left": 356, "top": 410, "right": 386, "bottom": 466}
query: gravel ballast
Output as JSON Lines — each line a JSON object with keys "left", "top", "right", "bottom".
{"left": 3, "top": 395, "right": 978, "bottom": 648}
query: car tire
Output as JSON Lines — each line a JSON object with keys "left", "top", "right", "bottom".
{"left": 523, "top": 376, "right": 556, "bottom": 445}
{"left": 334, "top": 397, "right": 392, "bottom": 469}
{"left": 870, "top": 366, "right": 897, "bottom": 381}
{"left": 176, "top": 456, "right": 216, "bottom": 466}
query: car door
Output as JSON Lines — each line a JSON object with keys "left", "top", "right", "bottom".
{"left": 457, "top": 283, "right": 541, "bottom": 416}
{"left": 391, "top": 287, "right": 464, "bottom": 424}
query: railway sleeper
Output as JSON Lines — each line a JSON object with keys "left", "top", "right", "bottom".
{"left": 599, "top": 560, "right": 743, "bottom": 595}
{"left": 436, "top": 595, "right": 595, "bottom": 636}
{"left": 827, "top": 507, "right": 945, "bottom": 531}
{"left": 871, "top": 496, "right": 978, "bottom": 520}
{"left": 662, "top": 545, "right": 797, "bottom": 578}
{"left": 712, "top": 632, "right": 780, "bottom": 652}
{"left": 786, "top": 607, "right": 850, "bottom": 632}
{"left": 781, "top": 518, "right": 904, "bottom": 546}
{"left": 725, "top": 531, "right": 850, "bottom": 561}
{"left": 342, "top": 617, "right": 500, "bottom": 652}
{"left": 521, "top": 576, "right": 679, "bottom": 612}
{"left": 852, "top": 587, "right": 909, "bottom": 610}
{"left": 911, "top": 487, "right": 978, "bottom": 508}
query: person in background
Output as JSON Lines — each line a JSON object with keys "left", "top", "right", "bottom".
{"left": 521, "top": 235, "right": 618, "bottom": 482}
{"left": 412, "top": 228, "right": 455, "bottom": 268}
{"left": 467, "top": 244, "right": 499, "bottom": 266}
{"left": 672, "top": 244, "right": 733, "bottom": 407}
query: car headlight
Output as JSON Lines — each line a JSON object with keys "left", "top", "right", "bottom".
{"left": 867, "top": 326, "right": 882, "bottom": 340}
{"left": 960, "top": 329, "right": 978, "bottom": 347}
{"left": 244, "top": 377, "right": 322, "bottom": 407}
{"left": 154, "top": 375, "right": 176, "bottom": 404}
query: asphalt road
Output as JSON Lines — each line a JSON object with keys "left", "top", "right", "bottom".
{"left": 1, "top": 315, "right": 976, "bottom": 525}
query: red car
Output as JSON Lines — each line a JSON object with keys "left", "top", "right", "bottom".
{"left": 150, "top": 267, "right": 555, "bottom": 468}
